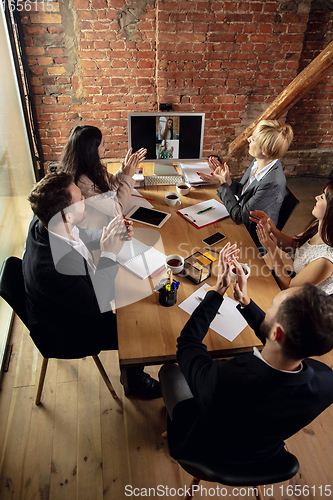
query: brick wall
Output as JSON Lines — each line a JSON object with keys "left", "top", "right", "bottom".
{"left": 20, "top": 0, "right": 333, "bottom": 177}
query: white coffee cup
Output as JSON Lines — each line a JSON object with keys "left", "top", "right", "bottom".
{"left": 230, "top": 263, "right": 251, "bottom": 281}
{"left": 166, "top": 254, "right": 184, "bottom": 274}
{"left": 165, "top": 191, "right": 181, "bottom": 207}
{"left": 176, "top": 182, "right": 191, "bottom": 196}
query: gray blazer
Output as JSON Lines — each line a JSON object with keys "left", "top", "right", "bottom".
{"left": 217, "top": 159, "right": 286, "bottom": 228}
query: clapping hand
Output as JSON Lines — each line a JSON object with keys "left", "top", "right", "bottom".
{"left": 197, "top": 156, "right": 231, "bottom": 186}
{"left": 214, "top": 242, "right": 240, "bottom": 296}
{"left": 249, "top": 210, "right": 275, "bottom": 233}
{"left": 232, "top": 258, "right": 250, "bottom": 307}
{"left": 100, "top": 214, "right": 129, "bottom": 255}
{"left": 209, "top": 156, "right": 232, "bottom": 185}
{"left": 256, "top": 221, "right": 278, "bottom": 253}
{"left": 121, "top": 147, "right": 147, "bottom": 177}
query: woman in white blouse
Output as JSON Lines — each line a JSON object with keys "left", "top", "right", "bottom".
{"left": 58, "top": 125, "right": 146, "bottom": 229}
{"left": 250, "top": 179, "right": 333, "bottom": 293}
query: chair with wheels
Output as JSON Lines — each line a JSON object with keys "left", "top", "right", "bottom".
{"left": 276, "top": 186, "right": 299, "bottom": 231}
{"left": 0, "top": 256, "right": 122, "bottom": 409}
{"left": 174, "top": 447, "right": 299, "bottom": 500}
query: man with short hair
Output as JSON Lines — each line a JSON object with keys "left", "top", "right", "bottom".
{"left": 159, "top": 243, "right": 333, "bottom": 462}
{"left": 23, "top": 171, "right": 161, "bottom": 399}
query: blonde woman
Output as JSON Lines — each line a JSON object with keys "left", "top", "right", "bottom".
{"left": 198, "top": 120, "right": 294, "bottom": 240}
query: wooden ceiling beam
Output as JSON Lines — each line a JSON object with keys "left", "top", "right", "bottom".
{"left": 228, "top": 40, "right": 333, "bottom": 156}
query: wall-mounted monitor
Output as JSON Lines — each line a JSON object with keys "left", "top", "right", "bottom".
{"left": 128, "top": 112, "right": 205, "bottom": 168}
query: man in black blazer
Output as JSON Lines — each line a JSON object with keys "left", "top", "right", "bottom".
{"left": 23, "top": 172, "right": 161, "bottom": 398}
{"left": 159, "top": 243, "right": 333, "bottom": 463}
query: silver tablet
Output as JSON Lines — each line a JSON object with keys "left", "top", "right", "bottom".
{"left": 125, "top": 206, "right": 171, "bottom": 228}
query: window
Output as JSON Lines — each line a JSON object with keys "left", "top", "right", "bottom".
{"left": 0, "top": 6, "right": 36, "bottom": 369}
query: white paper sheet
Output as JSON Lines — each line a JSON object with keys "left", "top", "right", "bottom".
{"left": 178, "top": 284, "right": 248, "bottom": 342}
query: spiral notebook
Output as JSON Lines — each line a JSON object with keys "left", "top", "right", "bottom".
{"left": 116, "top": 238, "right": 165, "bottom": 280}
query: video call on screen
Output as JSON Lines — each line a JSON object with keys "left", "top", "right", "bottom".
{"left": 130, "top": 115, "right": 203, "bottom": 160}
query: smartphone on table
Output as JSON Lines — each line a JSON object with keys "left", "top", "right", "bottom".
{"left": 202, "top": 231, "right": 226, "bottom": 246}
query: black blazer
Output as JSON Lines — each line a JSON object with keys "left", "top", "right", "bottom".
{"left": 170, "top": 291, "right": 333, "bottom": 464}
{"left": 22, "top": 217, "right": 119, "bottom": 358}
{"left": 217, "top": 159, "right": 286, "bottom": 243}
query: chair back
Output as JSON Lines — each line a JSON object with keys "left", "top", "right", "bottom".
{"left": 276, "top": 187, "right": 299, "bottom": 231}
{"left": 0, "top": 256, "right": 29, "bottom": 327}
{"left": 177, "top": 447, "right": 299, "bottom": 487}
{"left": 0, "top": 256, "right": 100, "bottom": 359}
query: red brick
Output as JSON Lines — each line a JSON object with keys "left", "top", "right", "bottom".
{"left": 32, "top": 87, "right": 45, "bottom": 95}
{"left": 47, "top": 47, "right": 65, "bottom": 55}
{"left": 54, "top": 57, "right": 68, "bottom": 64}
{"left": 31, "top": 13, "right": 62, "bottom": 24}
{"left": 47, "top": 25, "right": 64, "bottom": 34}
{"left": 109, "top": 0, "right": 125, "bottom": 7}
{"left": 25, "top": 46, "right": 45, "bottom": 56}
{"left": 37, "top": 56, "right": 53, "bottom": 65}
{"left": 30, "top": 67, "right": 44, "bottom": 75}
{"left": 47, "top": 67, "right": 66, "bottom": 75}
{"left": 81, "top": 60, "right": 96, "bottom": 68}
{"left": 74, "top": 0, "right": 89, "bottom": 7}
{"left": 25, "top": 26, "right": 48, "bottom": 34}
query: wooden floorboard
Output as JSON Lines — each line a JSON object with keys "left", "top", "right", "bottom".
{"left": 1, "top": 316, "right": 333, "bottom": 500}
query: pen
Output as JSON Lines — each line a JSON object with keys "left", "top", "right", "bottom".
{"left": 131, "top": 194, "right": 155, "bottom": 201}
{"left": 196, "top": 296, "right": 221, "bottom": 314}
{"left": 204, "top": 247, "right": 220, "bottom": 253}
{"left": 197, "top": 206, "right": 215, "bottom": 215}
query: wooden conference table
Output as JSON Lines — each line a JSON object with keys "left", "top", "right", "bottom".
{"left": 108, "top": 163, "right": 281, "bottom": 392}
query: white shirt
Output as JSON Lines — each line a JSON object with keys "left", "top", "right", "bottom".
{"left": 253, "top": 347, "right": 302, "bottom": 373}
{"left": 241, "top": 159, "right": 278, "bottom": 195}
{"left": 50, "top": 226, "right": 116, "bottom": 274}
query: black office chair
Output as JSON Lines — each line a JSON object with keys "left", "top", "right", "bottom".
{"left": 174, "top": 448, "right": 299, "bottom": 500}
{"left": 0, "top": 256, "right": 122, "bottom": 409}
{"left": 276, "top": 186, "right": 299, "bottom": 231}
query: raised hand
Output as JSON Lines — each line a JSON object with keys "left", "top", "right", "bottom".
{"left": 100, "top": 214, "right": 127, "bottom": 255}
{"left": 209, "top": 157, "right": 232, "bottom": 186}
{"left": 214, "top": 242, "right": 240, "bottom": 296}
{"left": 256, "top": 222, "right": 278, "bottom": 253}
{"left": 197, "top": 168, "right": 226, "bottom": 186}
{"left": 122, "top": 148, "right": 147, "bottom": 177}
{"left": 249, "top": 210, "right": 276, "bottom": 234}
{"left": 232, "top": 258, "right": 250, "bottom": 307}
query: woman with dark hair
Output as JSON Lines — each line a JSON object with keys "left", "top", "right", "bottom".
{"left": 157, "top": 118, "right": 175, "bottom": 141}
{"left": 59, "top": 125, "right": 146, "bottom": 215}
{"left": 250, "top": 180, "right": 333, "bottom": 292}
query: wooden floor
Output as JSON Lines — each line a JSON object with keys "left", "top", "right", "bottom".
{"left": 1, "top": 177, "right": 333, "bottom": 500}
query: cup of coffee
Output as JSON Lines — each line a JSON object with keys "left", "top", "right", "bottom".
{"left": 165, "top": 191, "right": 181, "bottom": 207}
{"left": 230, "top": 263, "right": 251, "bottom": 281}
{"left": 166, "top": 254, "right": 184, "bottom": 274}
{"left": 176, "top": 182, "right": 191, "bottom": 196}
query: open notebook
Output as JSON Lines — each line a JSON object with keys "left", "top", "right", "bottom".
{"left": 116, "top": 238, "right": 165, "bottom": 280}
{"left": 178, "top": 162, "right": 213, "bottom": 186}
